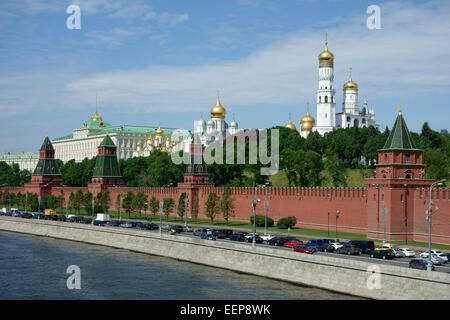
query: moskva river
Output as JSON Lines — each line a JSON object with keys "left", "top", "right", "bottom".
{"left": 0, "top": 231, "right": 360, "bottom": 300}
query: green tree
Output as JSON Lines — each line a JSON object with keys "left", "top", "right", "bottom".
{"left": 219, "top": 187, "right": 235, "bottom": 225}
{"left": 424, "top": 148, "right": 449, "bottom": 181}
{"left": 132, "top": 191, "right": 147, "bottom": 216}
{"left": 205, "top": 192, "right": 219, "bottom": 224}
{"left": 163, "top": 198, "right": 175, "bottom": 221}
{"left": 83, "top": 192, "right": 94, "bottom": 215}
{"left": 177, "top": 193, "right": 187, "bottom": 220}
{"left": 74, "top": 190, "right": 84, "bottom": 214}
{"left": 123, "top": 192, "right": 134, "bottom": 217}
{"left": 325, "top": 154, "right": 347, "bottom": 187}
{"left": 149, "top": 196, "right": 159, "bottom": 215}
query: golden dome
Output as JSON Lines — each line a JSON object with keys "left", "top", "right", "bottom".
{"left": 172, "top": 141, "right": 177, "bottom": 147}
{"left": 285, "top": 113, "right": 297, "bottom": 130}
{"left": 155, "top": 126, "right": 164, "bottom": 136}
{"left": 300, "top": 108, "right": 315, "bottom": 132}
{"left": 210, "top": 96, "right": 226, "bottom": 118}
{"left": 90, "top": 109, "right": 103, "bottom": 121}
{"left": 343, "top": 68, "right": 358, "bottom": 90}
{"left": 137, "top": 141, "right": 142, "bottom": 147}
{"left": 318, "top": 34, "right": 334, "bottom": 66}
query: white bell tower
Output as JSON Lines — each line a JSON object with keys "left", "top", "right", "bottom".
{"left": 314, "top": 34, "right": 336, "bottom": 135}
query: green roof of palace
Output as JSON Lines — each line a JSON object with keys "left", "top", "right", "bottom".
{"left": 53, "top": 125, "right": 192, "bottom": 141}
{"left": 81, "top": 119, "right": 112, "bottom": 129}
{"left": 0, "top": 153, "right": 39, "bottom": 160}
{"left": 381, "top": 111, "right": 418, "bottom": 150}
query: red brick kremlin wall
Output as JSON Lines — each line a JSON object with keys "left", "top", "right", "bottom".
{"left": 2, "top": 184, "right": 449, "bottom": 245}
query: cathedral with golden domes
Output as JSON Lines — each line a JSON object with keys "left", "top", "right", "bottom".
{"left": 285, "top": 35, "right": 378, "bottom": 137}
{"left": 193, "top": 96, "right": 240, "bottom": 146}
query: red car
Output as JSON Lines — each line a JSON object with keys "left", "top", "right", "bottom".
{"left": 284, "top": 239, "right": 303, "bottom": 248}
{"left": 293, "top": 245, "right": 315, "bottom": 254}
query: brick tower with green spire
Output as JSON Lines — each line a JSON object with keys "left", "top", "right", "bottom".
{"left": 365, "top": 108, "right": 434, "bottom": 242}
{"left": 88, "top": 135, "right": 124, "bottom": 195}
{"left": 25, "top": 135, "right": 62, "bottom": 195}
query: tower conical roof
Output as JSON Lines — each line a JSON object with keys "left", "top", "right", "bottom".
{"left": 381, "top": 108, "right": 417, "bottom": 150}
{"left": 40, "top": 136, "right": 54, "bottom": 151}
{"left": 99, "top": 135, "right": 116, "bottom": 147}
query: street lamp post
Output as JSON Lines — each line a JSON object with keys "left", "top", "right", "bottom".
{"left": 426, "top": 179, "right": 446, "bottom": 271}
{"left": 256, "top": 182, "right": 269, "bottom": 236}
{"left": 334, "top": 210, "right": 340, "bottom": 241}
{"left": 327, "top": 212, "right": 330, "bottom": 237}
{"left": 159, "top": 183, "right": 173, "bottom": 234}
{"left": 184, "top": 196, "right": 188, "bottom": 229}
{"left": 251, "top": 197, "right": 260, "bottom": 247}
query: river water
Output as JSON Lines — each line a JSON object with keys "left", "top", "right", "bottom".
{"left": 0, "top": 231, "right": 360, "bottom": 300}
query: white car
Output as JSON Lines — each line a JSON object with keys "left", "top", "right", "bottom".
{"left": 420, "top": 253, "right": 445, "bottom": 265}
{"left": 398, "top": 248, "right": 415, "bottom": 257}
{"left": 434, "top": 252, "right": 448, "bottom": 263}
{"left": 330, "top": 242, "right": 343, "bottom": 250}
{"left": 260, "top": 234, "right": 274, "bottom": 241}
{"left": 245, "top": 233, "right": 259, "bottom": 240}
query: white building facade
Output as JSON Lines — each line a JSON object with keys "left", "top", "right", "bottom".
{"left": 0, "top": 152, "right": 39, "bottom": 172}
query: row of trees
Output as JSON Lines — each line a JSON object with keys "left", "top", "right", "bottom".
{"left": 1, "top": 122, "right": 447, "bottom": 189}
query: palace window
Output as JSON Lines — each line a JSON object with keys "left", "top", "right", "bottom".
{"left": 405, "top": 154, "right": 410, "bottom": 163}
{"left": 325, "top": 96, "right": 328, "bottom": 103}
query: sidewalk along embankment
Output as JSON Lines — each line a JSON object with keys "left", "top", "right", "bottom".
{"left": 0, "top": 216, "right": 448, "bottom": 300}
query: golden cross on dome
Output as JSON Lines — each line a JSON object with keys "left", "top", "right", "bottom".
{"left": 325, "top": 32, "right": 328, "bottom": 47}
{"left": 349, "top": 67, "right": 353, "bottom": 80}
{"left": 307, "top": 102, "right": 310, "bottom": 112}
{"left": 289, "top": 112, "right": 292, "bottom": 122}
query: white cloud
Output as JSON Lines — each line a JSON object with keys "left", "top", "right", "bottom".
{"left": 61, "top": 1, "right": 450, "bottom": 113}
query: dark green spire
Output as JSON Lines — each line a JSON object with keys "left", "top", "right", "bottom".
{"left": 381, "top": 109, "right": 417, "bottom": 150}
{"left": 33, "top": 136, "right": 61, "bottom": 176}
{"left": 40, "top": 136, "right": 54, "bottom": 151}
{"left": 93, "top": 135, "right": 121, "bottom": 178}
{"left": 99, "top": 135, "right": 116, "bottom": 147}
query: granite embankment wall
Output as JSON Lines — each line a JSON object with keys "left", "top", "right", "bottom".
{"left": 0, "top": 217, "right": 449, "bottom": 300}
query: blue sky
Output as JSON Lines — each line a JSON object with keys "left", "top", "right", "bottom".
{"left": 0, "top": 0, "right": 449, "bottom": 154}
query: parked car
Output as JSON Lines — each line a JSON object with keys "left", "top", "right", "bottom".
{"left": 267, "top": 237, "right": 288, "bottom": 246}
{"left": 20, "top": 212, "right": 33, "bottom": 219}
{"left": 106, "top": 220, "right": 122, "bottom": 227}
{"left": 81, "top": 217, "right": 92, "bottom": 224}
{"left": 409, "top": 258, "right": 434, "bottom": 271}
{"left": 183, "top": 225, "right": 193, "bottom": 232}
{"left": 284, "top": 239, "right": 304, "bottom": 248}
{"left": 375, "top": 243, "right": 393, "bottom": 250}
{"left": 336, "top": 244, "right": 362, "bottom": 255}
{"left": 230, "top": 233, "right": 246, "bottom": 241}
{"left": 305, "top": 239, "right": 323, "bottom": 247}
{"left": 194, "top": 228, "right": 208, "bottom": 236}
{"left": 370, "top": 249, "right": 395, "bottom": 260}
{"left": 329, "top": 242, "right": 343, "bottom": 250}
{"left": 391, "top": 249, "right": 405, "bottom": 258}
{"left": 347, "top": 240, "right": 375, "bottom": 254}
{"left": 212, "top": 230, "right": 227, "bottom": 239}
{"left": 398, "top": 248, "right": 415, "bottom": 257}
{"left": 246, "top": 235, "right": 264, "bottom": 244}
{"left": 134, "top": 221, "right": 144, "bottom": 229}
{"left": 220, "top": 229, "right": 233, "bottom": 238}
{"left": 67, "top": 216, "right": 78, "bottom": 222}
{"left": 120, "top": 222, "right": 133, "bottom": 228}
{"left": 170, "top": 225, "right": 184, "bottom": 233}
{"left": 93, "top": 220, "right": 105, "bottom": 226}
{"left": 293, "top": 245, "right": 315, "bottom": 254}
{"left": 161, "top": 224, "right": 171, "bottom": 232}
{"left": 260, "top": 234, "right": 274, "bottom": 242}
{"left": 201, "top": 233, "right": 216, "bottom": 241}
{"left": 420, "top": 253, "right": 446, "bottom": 265}
{"left": 142, "top": 223, "right": 158, "bottom": 230}
{"left": 317, "top": 242, "right": 336, "bottom": 252}
{"left": 427, "top": 251, "right": 448, "bottom": 263}
{"left": 57, "top": 215, "right": 67, "bottom": 222}
{"left": 245, "top": 233, "right": 259, "bottom": 240}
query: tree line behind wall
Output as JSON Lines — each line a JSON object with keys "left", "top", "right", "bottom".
{"left": 0, "top": 122, "right": 448, "bottom": 188}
